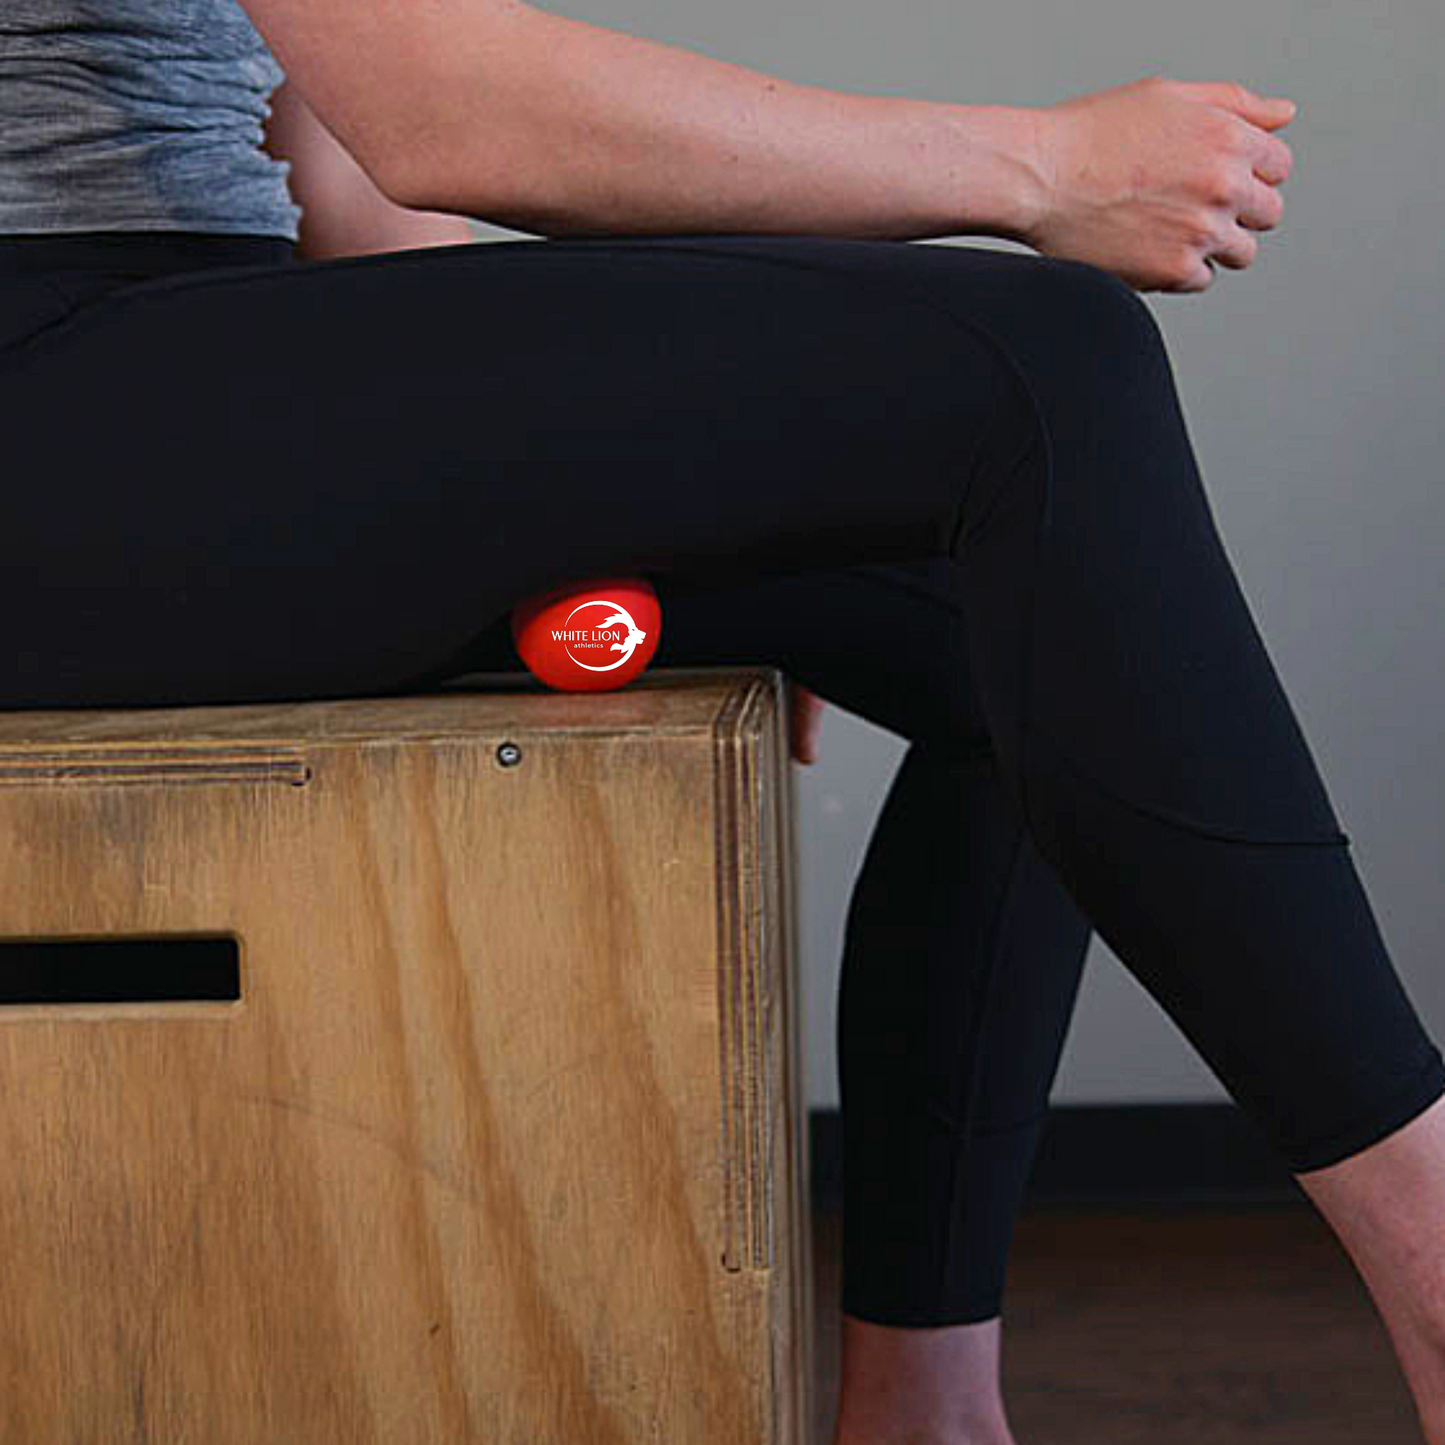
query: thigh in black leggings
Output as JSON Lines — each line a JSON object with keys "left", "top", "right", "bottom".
{"left": 2, "top": 228, "right": 1441, "bottom": 1330}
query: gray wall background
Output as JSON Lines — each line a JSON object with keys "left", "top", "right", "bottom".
{"left": 463, "top": 0, "right": 1444, "bottom": 1109}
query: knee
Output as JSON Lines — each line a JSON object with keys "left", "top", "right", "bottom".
{"left": 1032, "top": 256, "right": 1169, "bottom": 377}
{"left": 943, "top": 251, "right": 1176, "bottom": 483}
{"left": 999, "top": 255, "right": 1184, "bottom": 488}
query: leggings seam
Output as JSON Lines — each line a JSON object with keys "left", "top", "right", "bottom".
{"left": 936, "top": 819, "right": 1029, "bottom": 1308}
{"left": 972, "top": 1107, "right": 1051, "bottom": 1139}
{"left": 839, "top": 563, "right": 967, "bottom": 617}
{"left": 1029, "top": 724, "right": 1352, "bottom": 848}
{"left": 948, "top": 424, "right": 1045, "bottom": 555}
{"left": 928, "top": 1104, "right": 1050, "bottom": 1142}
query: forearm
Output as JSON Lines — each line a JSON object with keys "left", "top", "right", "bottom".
{"left": 391, "top": 7, "right": 1048, "bottom": 242}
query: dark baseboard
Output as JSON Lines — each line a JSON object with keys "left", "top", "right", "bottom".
{"left": 808, "top": 1103, "right": 1307, "bottom": 1213}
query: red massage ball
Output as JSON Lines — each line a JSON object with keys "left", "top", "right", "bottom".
{"left": 509, "top": 575, "right": 662, "bottom": 692}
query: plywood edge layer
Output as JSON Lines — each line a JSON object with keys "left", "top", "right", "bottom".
{"left": 712, "top": 673, "right": 780, "bottom": 1273}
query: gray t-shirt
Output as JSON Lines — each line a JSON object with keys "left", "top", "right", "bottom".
{"left": 0, "top": 0, "right": 302, "bottom": 239}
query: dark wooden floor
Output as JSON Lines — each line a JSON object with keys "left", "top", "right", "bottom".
{"left": 809, "top": 1201, "right": 1423, "bottom": 1443}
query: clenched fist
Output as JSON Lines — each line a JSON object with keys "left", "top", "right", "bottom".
{"left": 1021, "top": 75, "right": 1297, "bottom": 294}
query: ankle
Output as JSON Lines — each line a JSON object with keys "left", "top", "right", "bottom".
{"left": 833, "top": 1310, "right": 1015, "bottom": 1445}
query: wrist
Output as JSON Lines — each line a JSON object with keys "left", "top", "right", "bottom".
{"left": 929, "top": 102, "right": 1053, "bottom": 244}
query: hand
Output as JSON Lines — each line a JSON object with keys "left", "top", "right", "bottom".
{"left": 1021, "top": 75, "right": 1297, "bottom": 294}
{"left": 788, "top": 680, "right": 826, "bottom": 766}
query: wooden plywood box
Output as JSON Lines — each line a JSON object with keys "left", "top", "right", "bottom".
{"left": 0, "top": 665, "right": 814, "bottom": 1444}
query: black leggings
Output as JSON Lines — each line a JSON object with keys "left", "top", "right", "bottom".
{"left": 4, "top": 228, "right": 1442, "bottom": 1327}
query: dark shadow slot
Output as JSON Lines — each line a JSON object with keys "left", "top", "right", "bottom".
{"left": 0, "top": 937, "right": 241, "bottom": 1003}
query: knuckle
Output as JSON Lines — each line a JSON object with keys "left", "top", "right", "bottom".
{"left": 1187, "top": 212, "right": 1218, "bottom": 250}
{"left": 1218, "top": 112, "right": 1253, "bottom": 153}
{"left": 1208, "top": 162, "right": 1239, "bottom": 207}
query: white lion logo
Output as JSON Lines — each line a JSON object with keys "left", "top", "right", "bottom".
{"left": 563, "top": 598, "right": 649, "bottom": 672}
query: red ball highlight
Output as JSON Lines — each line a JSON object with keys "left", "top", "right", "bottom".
{"left": 509, "top": 576, "right": 661, "bottom": 692}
